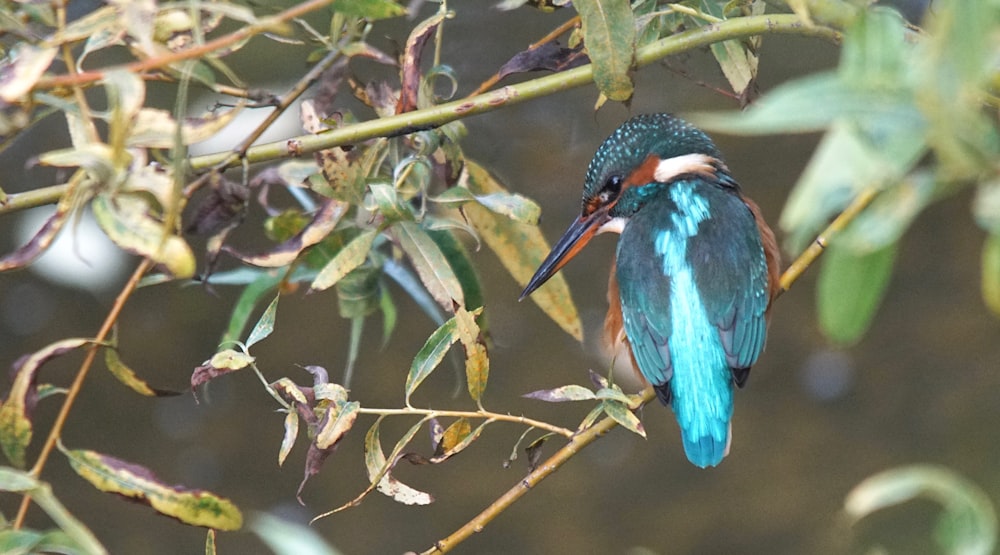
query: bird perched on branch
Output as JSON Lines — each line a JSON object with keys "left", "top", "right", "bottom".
{"left": 521, "top": 113, "right": 781, "bottom": 468}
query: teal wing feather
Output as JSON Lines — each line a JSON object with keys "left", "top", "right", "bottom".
{"left": 615, "top": 181, "right": 769, "bottom": 468}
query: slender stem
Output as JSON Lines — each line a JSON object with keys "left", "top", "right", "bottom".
{"left": 187, "top": 13, "right": 840, "bottom": 171}
{"left": 32, "top": 0, "right": 336, "bottom": 91}
{"left": 357, "top": 407, "right": 574, "bottom": 439}
{"left": 13, "top": 258, "right": 153, "bottom": 528}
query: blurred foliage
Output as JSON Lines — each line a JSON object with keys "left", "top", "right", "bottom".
{"left": 0, "top": 0, "right": 996, "bottom": 552}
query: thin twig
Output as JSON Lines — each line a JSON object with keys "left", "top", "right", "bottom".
{"left": 32, "top": 0, "right": 336, "bottom": 91}
{"left": 357, "top": 407, "right": 574, "bottom": 439}
{"left": 14, "top": 258, "right": 153, "bottom": 528}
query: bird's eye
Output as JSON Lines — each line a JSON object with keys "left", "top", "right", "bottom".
{"left": 597, "top": 176, "right": 623, "bottom": 203}
{"left": 605, "top": 175, "right": 623, "bottom": 195}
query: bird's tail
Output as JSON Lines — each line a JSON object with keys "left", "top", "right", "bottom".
{"left": 680, "top": 421, "right": 731, "bottom": 468}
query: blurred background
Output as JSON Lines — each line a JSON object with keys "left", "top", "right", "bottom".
{"left": 1, "top": 1, "right": 996, "bottom": 554}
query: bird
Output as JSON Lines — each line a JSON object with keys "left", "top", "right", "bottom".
{"left": 520, "top": 113, "right": 781, "bottom": 468}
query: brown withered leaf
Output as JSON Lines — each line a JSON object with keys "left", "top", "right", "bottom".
{"left": 190, "top": 349, "right": 254, "bottom": 398}
{"left": 311, "top": 58, "right": 349, "bottom": 118}
{"left": 396, "top": 13, "right": 447, "bottom": 114}
{"left": 223, "top": 198, "right": 347, "bottom": 267}
{"left": 184, "top": 173, "right": 249, "bottom": 236}
{"left": 525, "top": 435, "right": 549, "bottom": 472}
{"left": 497, "top": 42, "right": 588, "bottom": 81}
{"left": 297, "top": 441, "right": 331, "bottom": 505}
{"left": 350, "top": 79, "right": 399, "bottom": 119}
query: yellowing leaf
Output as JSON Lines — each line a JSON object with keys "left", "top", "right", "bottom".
{"left": 92, "top": 194, "right": 196, "bottom": 278}
{"left": 61, "top": 446, "right": 243, "bottom": 530}
{"left": 315, "top": 401, "right": 360, "bottom": 450}
{"left": 602, "top": 400, "right": 646, "bottom": 438}
{"left": 278, "top": 410, "right": 299, "bottom": 467}
{"left": 1, "top": 339, "right": 92, "bottom": 467}
{"left": 104, "top": 347, "right": 177, "bottom": 397}
{"left": 463, "top": 161, "right": 582, "bottom": 341}
{"left": 364, "top": 419, "right": 433, "bottom": 506}
{"left": 454, "top": 306, "right": 488, "bottom": 404}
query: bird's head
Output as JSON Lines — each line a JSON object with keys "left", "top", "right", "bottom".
{"left": 520, "top": 113, "right": 729, "bottom": 300}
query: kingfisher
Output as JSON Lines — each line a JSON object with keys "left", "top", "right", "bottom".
{"left": 520, "top": 113, "right": 781, "bottom": 468}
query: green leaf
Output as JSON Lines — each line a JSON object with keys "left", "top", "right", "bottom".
{"left": 404, "top": 310, "right": 482, "bottom": 404}
{"left": 92, "top": 194, "right": 196, "bottom": 279}
{"left": 817, "top": 241, "right": 897, "bottom": 346}
{"left": 310, "top": 229, "right": 378, "bottom": 293}
{"left": 779, "top": 122, "right": 913, "bottom": 253}
{"left": 368, "top": 183, "right": 414, "bottom": 222}
{"left": 392, "top": 221, "right": 464, "bottom": 310}
{"left": 428, "top": 229, "right": 484, "bottom": 312}
{"left": 690, "top": 72, "right": 921, "bottom": 136}
{"left": 838, "top": 171, "right": 936, "bottom": 252}
{"left": 405, "top": 323, "right": 458, "bottom": 403}
{"left": 251, "top": 513, "right": 343, "bottom": 555}
{"left": 574, "top": 0, "right": 635, "bottom": 101}
{"left": 332, "top": 0, "right": 406, "bottom": 20}
{"left": 61, "top": 445, "right": 243, "bottom": 530}
{"left": 839, "top": 7, "right": 908, "bottom": 88}
{"left": 335, "top": 264, "right": 382, "bottom": 319}
{"left": 220, "top": 271, "right": 281, "bottom": 346}
{"left": 983, "top": 234, "right": 1000, "bottom": 318}
{"left": 846, "top": 465, "right": 997, "bottom": 555}
{"left": 601, "top": 400, "right": 645, "bottom": 438}
{"left": 245, "top": 295, "right": 279, "bottom": 348}
{"left": 0, "top": 468, "right": 108, "bottom": 554}
{"left": 462, "top": 161, "right": 582, "bottom": 341}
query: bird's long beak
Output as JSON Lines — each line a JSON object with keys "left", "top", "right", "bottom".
{"left": 519, "top": 207, "right": 608, "bottom": 300}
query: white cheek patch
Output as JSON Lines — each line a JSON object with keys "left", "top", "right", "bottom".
{"left": 597, "top": 217, "right": 626, "bottom": 235}
{"left": 653, "top": 153, "right": 720, "bottom": 183}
